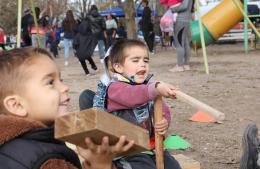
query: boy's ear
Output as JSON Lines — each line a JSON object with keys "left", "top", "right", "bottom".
{"left": 113, "top": 63, "right": 123, "bottom": 74}
{"left": 3, "top": 95, "right": 28, "bottom": 117}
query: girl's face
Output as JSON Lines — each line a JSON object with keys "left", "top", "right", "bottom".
{"left": 113, "top": 46, "right": 149, "bottom": 84}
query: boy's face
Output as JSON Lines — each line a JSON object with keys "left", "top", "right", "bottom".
{"left": 114, "top": 46, "right": 149, "bottom": 84}
{"left": 19, "top": 55, "right": 69, "bottom": 125}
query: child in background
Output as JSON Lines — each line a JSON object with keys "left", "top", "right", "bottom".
{"left": 0, "top": 47, "right": 133, "bottom": 169}
{"left": 160, "top": 0, "right": 182, "bottom": 22}
{"left": 93, "top": 39, "right": 181, "bottom": 169}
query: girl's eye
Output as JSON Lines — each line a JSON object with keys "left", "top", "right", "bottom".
{"left": 144, "top": 59, "right": 149, "bottom": 63}
{"left": 132, "top": 59, "right": 139, "bottom": 63}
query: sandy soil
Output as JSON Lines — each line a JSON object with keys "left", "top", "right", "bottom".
{"left": 56, "top": 43, "right": 260, "bottom": 169}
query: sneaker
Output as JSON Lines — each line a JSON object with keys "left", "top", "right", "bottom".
{"left": 240, "top": 123, "right": 260, "bottom": 169}
{"left": 183, "top": 65, "right": 191, "bottom": 71}
{"left": 169, "top": 65, "right": 185, "bottom": 72}
{"left": 64, "top": 61, "right": 69, "bottom": 66}
{"left": 100, "top": 59, "right": 104, "bottom": 64}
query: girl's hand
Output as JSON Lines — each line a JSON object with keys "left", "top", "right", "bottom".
{"left": 156, "top": 82, "right": 177, "bottom": 99}
{"left": 154, "top": 117, "right": 169, "bottom": 136}
{"left": 78, "top": 136, "right": 134, "bottom": 169}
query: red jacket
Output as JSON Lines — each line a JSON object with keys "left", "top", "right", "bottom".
{"left": 0, "top": 30, "right": 5, "bottom": 44}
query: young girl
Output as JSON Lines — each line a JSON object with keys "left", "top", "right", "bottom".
{"left": 93, "top": 39, "right": 181, "bottom": 169}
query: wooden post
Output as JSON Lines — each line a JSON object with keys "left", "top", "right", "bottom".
{"left": 154, "top": 96, "right": 164, "bottom": 169}
{"left": 17, "top": 0, "right": 22, "bottom": 48}
{"left": 175, "top": 91, "right": 225, "bottom": 122}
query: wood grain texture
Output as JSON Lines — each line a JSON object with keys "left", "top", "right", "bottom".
{"left": 55, "top": 108, "right": 150, "bottom": 157}
{"left": 175, "top": 91, "right": 225, "bottom": 122}
{"left": 154, "top": 96, "right": 164, "bottom": 169}
{"left": 173, "top": 154, "right": 200, "bottom": 169}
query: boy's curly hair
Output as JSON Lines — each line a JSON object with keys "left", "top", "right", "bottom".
{"left": 0, "top": 47, "right": 52, "bottom": 113}
{"left": 109, "top": 39, "right": 148, "bottom": 69}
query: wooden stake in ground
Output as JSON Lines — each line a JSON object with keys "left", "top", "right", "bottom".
{"left": 154, "top": 96, "right": 164, "bottom": 169}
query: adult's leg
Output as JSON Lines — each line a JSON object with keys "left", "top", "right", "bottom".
{"left": 143, "top": 31, "right": 153, "bottom": 52}
{"left": 31, "top": 34, "right": 37, "bottom": 47}
{"left": 63, "top": 38, "right": 70, "bottom": 64}
{"left": 183, "top": 23, "right": 191, "bottom": 65}
{"left": 79, "top": 59, "right": 89, "bottom": 75}
{"left": 148, "top": 32, "right": 154, "bottom": 52}
{"left": 97, "top": 40, "right": 105, "bottom": 60}
{"left": 87, "top": 57, "right": 97, "bottom": 70}
{"left": 79, "top": 89, "right": 96, "bottom": 110}
{"left": 174, "top": 21, "right": 186, "bottom": 66}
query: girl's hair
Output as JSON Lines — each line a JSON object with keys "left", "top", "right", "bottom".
{"left": 0, "top": 47, "right": 52, "bottom": 113}
{"left": 109, "top": 39, "right": 147, "bottom": 67}
{"left": 63, "top": 10, "right": 76, "bottom": 32}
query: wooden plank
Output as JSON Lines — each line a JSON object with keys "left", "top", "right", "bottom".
{"left": 173, "top": 154, "right": 200, "bottom": 169}
{"left": 55, "top": 108, "right": 150, "bottom": 157}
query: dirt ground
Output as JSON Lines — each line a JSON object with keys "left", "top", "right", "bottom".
{"left": 56, "top": 43, "right": 260, "bottom": 169}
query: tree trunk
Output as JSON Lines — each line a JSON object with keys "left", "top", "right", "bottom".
{"left": 121, "top": 0, "right": 136, "bottom": 39}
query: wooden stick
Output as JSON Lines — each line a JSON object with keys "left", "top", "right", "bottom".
{"left": 154, "top": 96, "right": 164, "bottom": 169}
{"left": 175, "top": 91, "right": 225, "bottom": 122}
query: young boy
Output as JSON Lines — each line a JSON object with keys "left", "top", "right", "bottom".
{"left": 0, "top": 47, "right": 133, "bottom": 169}
{"left": 93, "top": 39, "right": 181, "bottom": 169}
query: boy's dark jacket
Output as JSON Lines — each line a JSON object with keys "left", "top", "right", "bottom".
{"left": 0, "top": 115, "right": 81, "bottom": 169}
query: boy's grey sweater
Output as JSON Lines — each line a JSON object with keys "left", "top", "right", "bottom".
{"left": 171, "top": 0, "right": 193, "bottom": 22}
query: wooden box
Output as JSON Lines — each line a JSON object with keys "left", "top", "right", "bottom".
{"left": 173, "top": 154, "right": 201, "bottom": 169}
{"left": 55, "top": 108, "right": 150, "bottom": 157}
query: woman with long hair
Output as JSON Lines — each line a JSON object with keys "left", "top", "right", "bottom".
{"left": 62, "top": 10, "right": 76, "bottom": 66}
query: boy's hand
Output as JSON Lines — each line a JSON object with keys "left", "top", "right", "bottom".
{"left": 156, "top": 82, "right": 177, "bottom": 99}
{"left": 78, "top": 136, "right": 134, "bottom": 169}
{"left": 154, "top": 117, "right": 169, "bottom": 136}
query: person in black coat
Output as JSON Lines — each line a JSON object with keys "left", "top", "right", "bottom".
{"left": 73, "top": 18, "right": 98, "bottom": 76}
{"left": 141, "top": 0, "right": 154, "bottom": 53}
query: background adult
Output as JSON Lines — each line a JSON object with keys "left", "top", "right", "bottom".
{"left": 73, "top": 15, "right": 98, "bottom": 76}
{"left": 169, "top": 0, "right": 194, "bottom": 72}
{"left": 28, "top": 7, "right": 47, "bottom": 48}
{"left": 104, "top": 14, "right": 117, "bottom": 51}
{"left": 141, "top": 0, "right": 154, "bottom": 54}
{"left": 86, "top": 5, "right": 106, "bottom": 63}
{"left": 21, "top": 9, "right": 32, "bottom": 47}
{"left": 62, "top": 10, "right": 77, "bottom": 66}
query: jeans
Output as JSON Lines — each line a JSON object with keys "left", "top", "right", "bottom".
{"left": 79, "top": 89, "right": 95, "bottom": 111}
{"left": 97, "top": 40, "right": 105, "bottom": 60}
{"left": 32, "top": 34, "right": 46, "bottom": 48}
{"left": 63, "top": 38, "right": 73, "bottom": 61}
